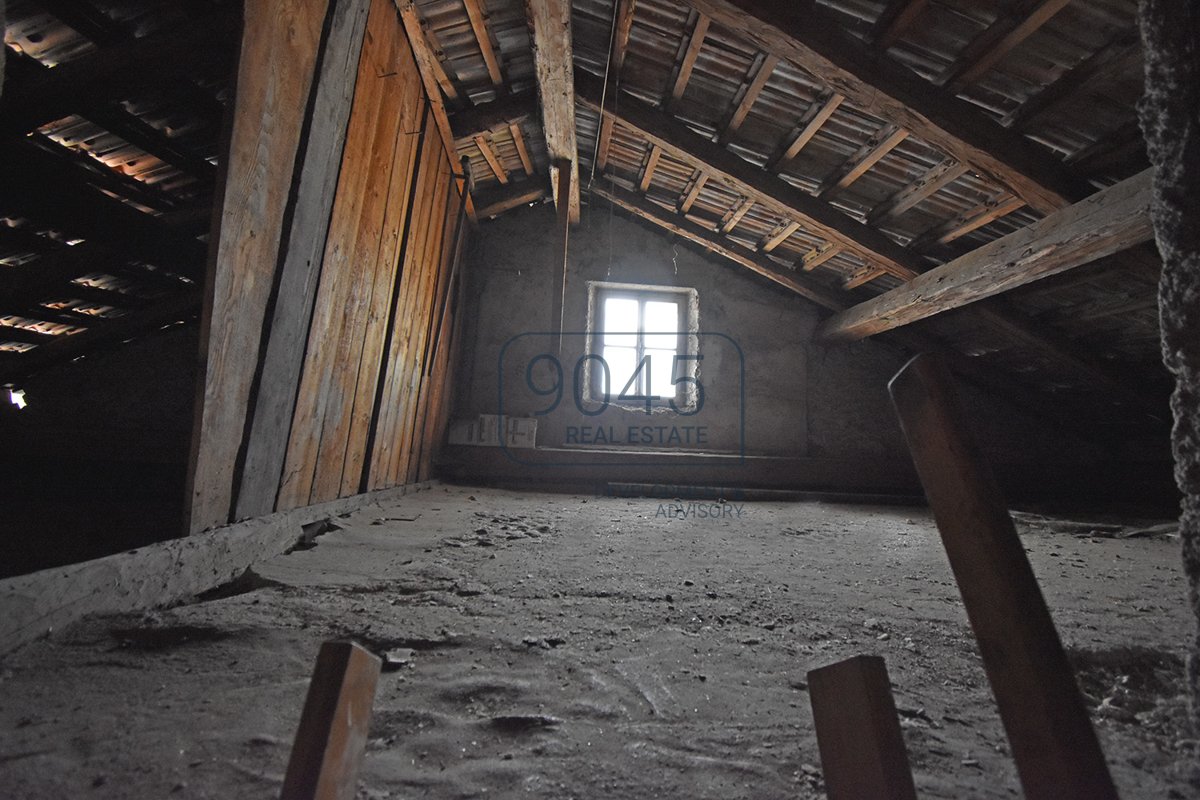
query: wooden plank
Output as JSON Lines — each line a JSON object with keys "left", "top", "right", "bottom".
{"left": 843, "top": 266, "right": 887, "bottom": 290}
{"left": 526, "top": 0, "right": 581, "bottom": 222}
{"left": 609, "top": 0, "right": 637, "bottom": 79}
{"left": 595, "top": 183, "right": 846, "bottom": 311}
{"left": 678, "top": 169, "right": 708, "bottom": 213}
{"left": 910, "top": 192, "right": 1026, "bottom": 250}
{"left": 759, "top": 220, "right": 799, "bottom": 252}
{"left": 510, "top": 122, "right": 535, "bottom": 175}
{"left": 280, "top": 641, "right": 382, "bottom": 800}
{"left": 808, "top": 655, "right": 918, "bottom": 800}
{"left": 867, "top": 158, "right": 969, "bottom": 225}
{"left": 462, "top": 0, "right": 504, "bottom": 89}
{"left": 818, "top": 123, "right": 909, "bottom": 198}
{"left": 398, "top": 2, "right": 459, "bottom": 102}
{"left": 681, "top": 0, "right": 1090, "bottom": 214}
{"left": 668, "top": 12, "right": 709, "bottom": 104}
{"left": 596, "top": 114, "right": 616, "bottom": 171}
{"left": 186, "top": 0, "right": 330, "bottom": 534}
{"left": 235, "top": 0, "right": 371, "bottom": 521}
{"left": 449, "top": 91, "right": 537, "bottom": 138}
{"left": 801, "top": 242, "right": 841, "bottom": 271}
{"left": 887, "top": 354, "right": 1118, "bottom": 800}
{"left": 279, "top": 0, "right": 411, "bottom": 510}
{"left": 474, "top": 183, "right": 547, "bottom": 218}
{"left": 936, "top": 0, "right": 1073, "bottom": 92}
{"left": 718, "top": 196, "right": 754, "bottom": 233}
{"left": 575, "top": 69, "right": 916, "bottom": 281}
{"left": 718, "top": 53, "right": 779, "bottom": 145}
{"left": 474, "top": 134, "right": 510, "bottom": 184}
{"left": 1002, "top": 36, "right": 1141, "bottom": 131}
{"left": 870, "top": 0, "right": 929, "bottom": 49}
{"left": 638, "top": 143, "right": 662, "bottom": 192}
{"left": 817, "top": 168, "right": 1153, "bottom": 341}
{"left": 769, "top": 91, "right": 843, "bottom": 172}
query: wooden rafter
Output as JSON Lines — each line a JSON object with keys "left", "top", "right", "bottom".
{"left": 817, "top": 168, "right": 1153, "bottom": 341}
{"left": 666, "top": 11, "right": 710, "bottom": 106}
{"left": 870, "top": 0, "right": 930, "bottom": 49}
{"left": 526, "top": 0, "right": 581, "bottom": 222}
{"left": 843, "top": 266, "right": 887, "bottom": 290}
{"left": 910, "top": 192, "right": 1026, "bottom": 250}
{"left": 473, "top": 134, "right": 509, "bottom": 184}
{"left": 681, "top": 0, "right": 1089, "bottom": 214}
{"left": 596, "top": 114, "right": 616, "bottom": 172}
{"left": 718, "top": 53, "right": 779, "bottom": 145}
{"left": 818, "top": 123, "right": 909, "bottom": 199}
{"left": 769, "top": 92, "right": 843, "bottom": 172}
{"left": 936, "top": 0, "right": 1073, "bottom": 93}
{"left": 718, "top": 197, "right": 754, "bottom": 234}
{"left": 638, "top": 144, "right": 662, "bottom": 192}
{"left": 801, "top": 242, "right": 841, "bottom": 271}
{"left": 462, "top": 0, "right": 504, "bottom": 89}
{"left": 867, "top": 158, "right": 969, "bottom": 225}
{"left": 678, "top": 169, "right": 708, "bottom": 213}
{"left": 759, "top": 220, "right": 800, "bottom": 253}
{"left": 449, "top": 91, "right": 536, "bottom": 139}
{"left": 510, "top": 123, "right": 535, "bottom": 175}
{"left": 609, "top": 0, "right": 637, "bottom": 80}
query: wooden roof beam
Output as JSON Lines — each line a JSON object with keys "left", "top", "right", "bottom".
{"left": 666, "top": 11, "right": 710, "bottom": 108}
{"left": 449, "top": 91, "right": 537, "bottom": 139}
{"left": 609, "top": 0, "right": 637, "bottom": 81}
{"left": 936, "top": 0, "right": 1073, "bottom": 93}
{"left": 818, "top": 123, "right": 909, "bottom": 199}
{"left": 473, "top": 134, "right": 510, "bottom": 184}
{"left": 817, "top": 168, "right": 1154, "bottom": 341}
{"left": 681, "top": 0, "right": 1090, "bottom": 214}
{"left": 526, "top": 0, "right": 581, "bottom": 222}
{"left": 510, "top": 123, "right": 535, "bottom": 175}
{"left": 870, "top": 0, "right": 930, "bottom": 49}
{"left": 473, "top": 183, "right": 547, "bottom": 219}
{"left": 867, "top": 158, "right": 969, "bottom": 225}
{"left": 768, "top": 91, "right": 843, "bottom": 172}
{"left": 910, "top": 192, "right": 1026, "bottom": 250}
{"left": 759, "top": 220, "right": 800, "bottom": 253}
{"left": 718, "top": 53, "right": 778, "bottom": 146}
{"left": 678, "top": 169, "right": 708, "bottom": 213}
{"left": 462, "top": 0, "right": 505, "bottom": 90}
{"left": 638, "top": 144, "right": 662, "bottom": 192}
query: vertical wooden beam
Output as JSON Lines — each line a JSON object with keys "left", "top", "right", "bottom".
{"left": 186, "top": 0, "right": 330, "bottom": 534}
{"left": 280, "top": 641, "right": 382, "bottom": 800}
{"left": 473, "top": 133, "right": 509, "bottom": 184}
{"left": 888, "top": 354, "right": 1118, "bottom": 800}
{"left": 638, "top": 143, "right": 662, "bottom": 192}
{"left": 549, "top": 158, "right": 572, "bottom": 349}
{"left": 526, "top": 0, "right": 580, "bottom": 222}
{"left": 808, "top": 655, "right": 918, "bottom": 800}
{"left": 235, "top": 0, "right": 371, "bottom": 521}
{"left": 717, "top": 53, "right": 778, "bottom": 145}
{"left": 667, "top": 11, "right": 709, "bottom": 105}
{"left": 509, "top": 122, "right": 535, "bottom": 175}
{"left": 462, "top": 0, "right": 504, "bottom": 90}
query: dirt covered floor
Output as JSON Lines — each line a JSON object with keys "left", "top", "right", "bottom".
{"left": 0, "top": 485, "right": 1195, "bottom": 798}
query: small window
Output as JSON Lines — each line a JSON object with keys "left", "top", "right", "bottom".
{"left": 587, "top": 283, "right": 698, "bottom": 409}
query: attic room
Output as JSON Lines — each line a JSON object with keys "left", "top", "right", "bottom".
{"left": 1, "top": 0, "right": 1198, "bottom": 796}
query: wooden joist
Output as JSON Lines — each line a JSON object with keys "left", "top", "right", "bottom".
{"left": 510, "top": 123, "right": 535, "bottom": 175}
{"left": 870, "top": 0, "right": 930, "bottom": 49}
{"left": 759, "top": 220, "right": 799, "bottom": 253}
{"left": 462, "top": 0, "right": 504, "bottom": 89}
{"left": 681, "top": 0, "right": 1090, "bottom": 214}
{"left": 818, "top": 123, "right": 909, "bottom": 199}
{"left": 596, "top": 113, "right": 616, "bottom": 171}
{"left": 718, "top": 53, "right": 779, "bottom": 145}
{"left": 609, "top": 0, "right": 637, "bottom": 81}
{"left": 768, "top": 91, "right": 843, "bottom": 172}
{"left": 817, "top": 168, "right": 1154, "bottom": 342}
{"left": 889, "top": 354, "right": 1118, "bottom": 800}
{"left": 595, "top": 183, "right": 846, "bottom": 311}
{"left": 910, "top": 192, "right": 1026, "bottom": 250}
{"left": 718, "top": 196, "right": 754, "bottom": 234}
{"left": 867, "top": 158, "right": 969, "bottom": 225}
{"left": 936, "top": 0, "right": 1073, "bottom": 93}
{"left": 474, "top": 134, "right": 510, "bottom": 184}
{"left": 667, "top": 11, "right": 710, "bottom": 106}
{"left": 526, "top": 0, "right": 581, "bottom": 222}
{"left": 678, "top": 170, "right": 708, "bottom": 213}
{"left": 638, "top": 143, "right": 663, "bottom": 192}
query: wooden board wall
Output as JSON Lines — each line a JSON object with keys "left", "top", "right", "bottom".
{"left": 188, "top": 0, "right": 469, "bottom": 532}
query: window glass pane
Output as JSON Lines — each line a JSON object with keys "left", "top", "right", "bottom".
{"left": 602, "top": 346, "right": 638, "bottom": 396}
{"left": 643, "top": 300, "right": 678, "bottom": 350}
{"left": 603, "top": 297, "right": 638, "bottom": 347}
{"left": 646, "top": 348, "right": 677, "bottom": 398}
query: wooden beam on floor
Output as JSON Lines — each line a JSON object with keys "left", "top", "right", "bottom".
{"left": 936, "top": 0, "right": 1073, "bottom": 93}
{"left": 281, "top": 641, "right": 382, "bottom": 800}
{"left": 717, "top": 53, "right": 778, "bottom": 146}
{"left": 594, "top": 183, "right": 846, "bottom": 311}
{"left": 462, "top": 0, "right": 504, "bottom": 90}
{"left": 888, "top": 354, "right": 1118, "bottom": 800}
{"left": 817, "top": 168, "right": 1154, "bottom": 341}
{"left": 680, "top": 0, "right": 1090, "bottom": 214}
{"left": 666, "top": 11, "right": 709, "bottom": 107}
{"left": 526, "top": 0, "right": 581, "bottom": 222}
{"left": 808, "top": 655, "right": 918, "bottom": 800}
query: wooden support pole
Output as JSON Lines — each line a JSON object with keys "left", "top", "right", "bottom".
{"left": 808, "top": 655, "right": 918, "bottom": 800}
{"left": 550, "top": 159, "right": 572, "bottom": 350}
{"left": 280, "top": 641, "right": 382, "bottom": 800}
{"left": 887, "top": 354, "right": 1118, "bottom": 800}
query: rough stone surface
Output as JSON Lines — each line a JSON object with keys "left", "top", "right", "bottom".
{"left": 1137, "top": 0, "right": 1200, "bottom": 718}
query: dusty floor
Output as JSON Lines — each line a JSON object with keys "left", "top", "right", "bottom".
{"left": 0, "top": 485, "right": 1196, "bottom": 798}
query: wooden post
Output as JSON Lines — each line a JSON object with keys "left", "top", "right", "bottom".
{"left": 280, "top": 641, "right": 382, "bottom": 800}
{"left": 888, "top": 353, "right": 1117, "bottom": 800}
{"left": 807, "top": 655, "right": 917, "bottom": 800}
{"left": 550, "top": 157, "right": 572, "bottom": 352}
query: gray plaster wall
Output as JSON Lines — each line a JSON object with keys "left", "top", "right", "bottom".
{"left": 450, "top": 203, "right": 1123, "bottom": 488}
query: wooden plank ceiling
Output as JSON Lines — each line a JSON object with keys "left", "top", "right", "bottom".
{"left": 0, "top": 0, "right": 1166, "bottom": 436}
